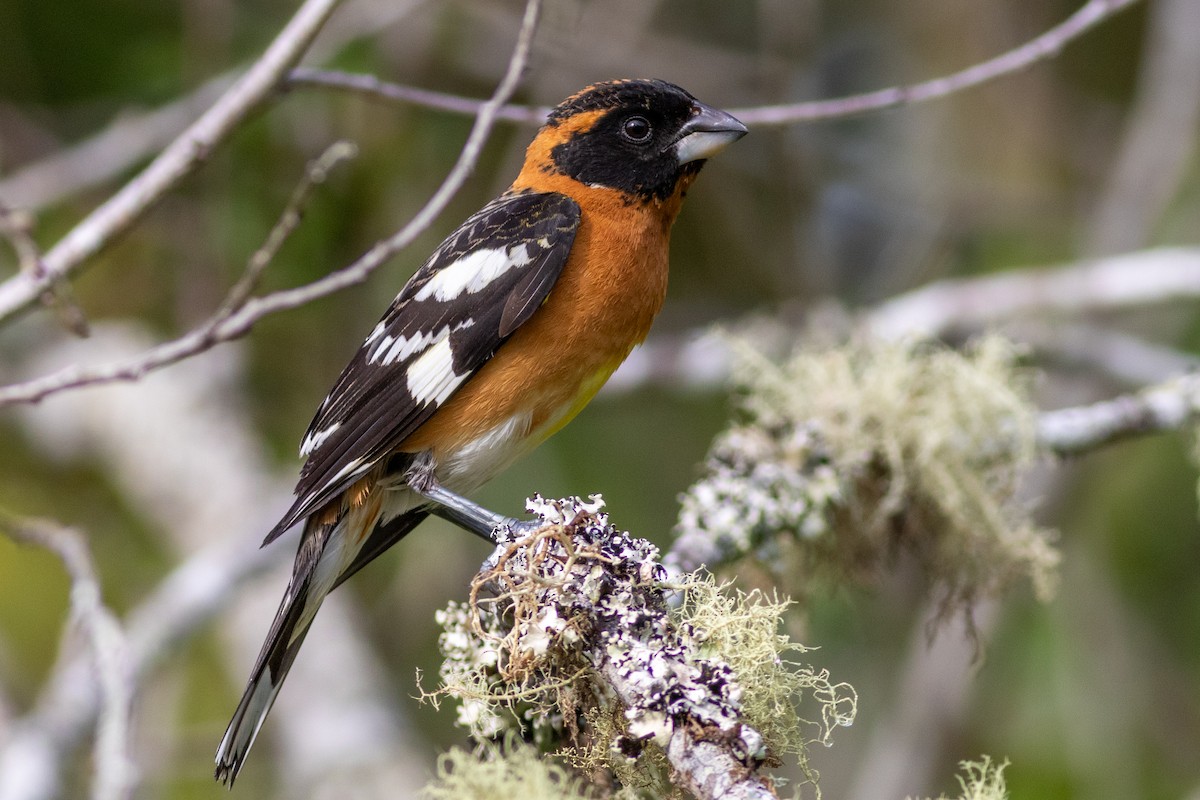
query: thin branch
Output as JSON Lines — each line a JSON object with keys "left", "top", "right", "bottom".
{"left": 286, "top": 68, "right": 551, "bottom": 124}
{"left": 1037, "top": 373, "right": 1200, "bottom": 457}
{"left": 0, "top": 0, "right": 424, "bottom": 213}
{"left": 0, "top": 202, "right": 88, "bottom": 336}
{"left": 731, "top": 0, "right": 1142, "bottom": 125}
{"left": 285, "top": 0, "right": 1141, "bottom": 128}
{"left": 0, "top": 0, "right": 543, "bottom": 409}
{"left": 0, "top": 514, "right": 133, "bottom": 800}
{"left": 0, "top": 142, "right": 357, "bottom": 407}
{"left": 0, "top": 0, "right": 345, "bottom": 326}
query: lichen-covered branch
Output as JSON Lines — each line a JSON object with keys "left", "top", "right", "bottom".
{"left": 667, "top": 336, "right": 1059, "bottom": 617}
{"left": 433, "top": 497, "right": 855, "bottom": 800}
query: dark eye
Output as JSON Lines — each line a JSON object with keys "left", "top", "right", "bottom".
{"left": 621, "top": 115, "right": 652, "bottom": 143}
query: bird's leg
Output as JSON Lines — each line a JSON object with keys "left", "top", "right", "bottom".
{"left": 403, "top": 452, "right": 540, "bottom": 542}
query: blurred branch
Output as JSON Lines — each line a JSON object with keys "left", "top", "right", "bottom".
{"left": 0, "top": 0, "right": 344, "bottom": 325}
{"left": 1004, "top": 320, "right": 1200, "bottom": 386}
{"left": 846, "top": 602, "right": 998, "bottom": 800}
{"left": 4, "top": 319, "right": 430, "bottom": 799}
{"left": 865, "top": 247, "right": 1200, "bottom": 341}
{"left": 285, "top": 0, "right": 1141, "bottom": 127}
{"left": 0, "top": 514, "right": 133, "bottom": 800}
{"left": 1085, "top": 0, "right": 1200, "bottom": 255}
{"left": 1037, "top": 372, "right": 1200, "bottom": 457}
{"left": 0, "top": 0, "right": 543, "bottom": 409}
{"left": 0, "top": 536, "right": 281, "bottom": 800}
{"left": 0, "top": 0, "right": 424, "bottom": 213}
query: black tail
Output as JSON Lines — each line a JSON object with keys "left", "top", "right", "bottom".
{"left": 214, "top": 510, "right": 427, "bottom": 785}
{"left": 214, "top": 516, "right": 335, "bottom": 786}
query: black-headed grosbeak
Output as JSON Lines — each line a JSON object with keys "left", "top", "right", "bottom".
{"left": 214, "top": 78, "right": 745, "bottom": 784}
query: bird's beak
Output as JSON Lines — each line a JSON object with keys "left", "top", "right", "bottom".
{"left": 673, "top": 103, "right": 748, "bottom": 165}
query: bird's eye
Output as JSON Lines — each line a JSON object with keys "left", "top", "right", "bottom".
{"left": 621, "top": 115, "right": 652, "bottom": 143}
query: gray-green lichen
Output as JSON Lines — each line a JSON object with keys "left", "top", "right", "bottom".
{"left": 671, "top": 334, "right": 1059, "bottom": 619}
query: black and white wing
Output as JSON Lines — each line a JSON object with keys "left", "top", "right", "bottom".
{"left": 264, "top": 190, "right": 581, "bottom": 543}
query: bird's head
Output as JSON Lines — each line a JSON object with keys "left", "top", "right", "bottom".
{"left": 524, "top": 79, "right": 747, "bottom": 204}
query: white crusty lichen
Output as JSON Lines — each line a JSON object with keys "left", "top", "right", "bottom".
{"left": 670, "top": 334, "right": 1060, "bottom": 620}
{"left": 429, "top": 496, "right": 849, "bottom": 799}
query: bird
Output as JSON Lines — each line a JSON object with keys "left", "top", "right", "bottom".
{"left": 214, "top": 78, "right": 746, "bottom": 784}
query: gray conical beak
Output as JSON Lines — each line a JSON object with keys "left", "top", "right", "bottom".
{"left": 673, "top": 103, "right": 748, "bottom": 164}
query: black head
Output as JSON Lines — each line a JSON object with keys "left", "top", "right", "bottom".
{"left": 543, "top": 79, "right": 746, "bottom": 202}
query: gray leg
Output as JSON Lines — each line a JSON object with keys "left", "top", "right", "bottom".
{"left": 403, "top": 452, "right": 537, "bottom": 542}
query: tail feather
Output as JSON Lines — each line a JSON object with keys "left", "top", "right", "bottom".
{"left": 215, "top": 506, "right": 428, "bottom": 785}
{"left": 215, "top": 515, "right": 336, "bottom": 786}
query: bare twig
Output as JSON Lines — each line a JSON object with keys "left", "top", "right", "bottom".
{"left": 286, "top": 68, "right": 551, "bottom": 124}
{"left": 0, "top": 202, "right": 88, "bottom": 336}
{"left": 1037, "top": 373, "right": 1200, "bottom": 456}
{"left": 285, "top": 0, "right": 1140, "bottom": 128}
{"left": 218, "top": 141, "right": 358, "bottom": 319}
{"left": 865, "top": 247, "right": 1200, "bottom": 341}
{"left": 0, "top": 0, "right": 344, "bottom": 326}
{"left": 0, "top": 0, "right": 543, "bottom": 409}
{"left": 0, "top": 0, "right": 424, "bottom": 213}
{"left": 0, "top": 142, "right": 357, "bottom": 407}
{"left": 0, "top": 515, "right": 133, "bottom": 800}
{"left": 0, "top": 77, "right": 234, "bottom": 213}
{"left": 731, "top": 0, "right": 1142, "bottom": 125}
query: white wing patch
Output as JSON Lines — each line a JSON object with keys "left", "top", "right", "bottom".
{"left": 406, "top": 335, "right": 466, "bottom": 406}
{"left": 413, "top": 244, "right": 534, "bottom": 302}
{"left": 369, "top": 329, "right": 437, "bottom": 366}
{"left": 300, "top": 422, "right": 341, "bottom": 457}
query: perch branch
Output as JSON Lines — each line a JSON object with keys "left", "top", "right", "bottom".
{"left": 467, "top": 497, "right": 779, "bottom": 800}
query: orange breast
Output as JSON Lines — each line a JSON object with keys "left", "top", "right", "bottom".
{"left": 400, "top": 175, "right": 687, "bottom": 460}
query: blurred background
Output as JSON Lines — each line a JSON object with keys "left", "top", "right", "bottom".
{"left": 0, "top": 0, "right": 1198, "bottom": 798}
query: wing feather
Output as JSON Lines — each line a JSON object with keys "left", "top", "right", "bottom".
{"left": 264, "top": 191, "right": 581, "bottom": 543}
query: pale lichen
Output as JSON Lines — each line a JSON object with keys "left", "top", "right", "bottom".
{"left": 671, "top": 334, "right": 1059, "bottom": 620}
{"left": 909, "top": 756, "right": 1010, "bottom": 800}
{"left": 420, "top": 738, "right": 595, "bottom": 800}
{"left": 429, "top": 496, "right": 851, "bottom": 798}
